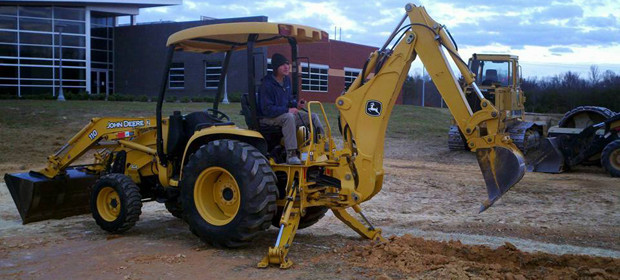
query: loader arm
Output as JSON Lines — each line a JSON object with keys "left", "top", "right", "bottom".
{"left": 38, "top": 117, "right": 158, "bottom": 178}
{"left": 336, "top": 3, "right": 525, "bottom": 211}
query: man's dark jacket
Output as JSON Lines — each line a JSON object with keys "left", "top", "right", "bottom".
{"left": 257, "top": 74, "right": 296, "bottom": 118}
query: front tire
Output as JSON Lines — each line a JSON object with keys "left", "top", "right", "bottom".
{"left": 90, "top": 174, "right": 142, "bottom": 233}
{"left": 180, "top": 139, "right": 278, "bottom": 247}
{"left": 601, "top": 140, "right": 620, "bottom": 177}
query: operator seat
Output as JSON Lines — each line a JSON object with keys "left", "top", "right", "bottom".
{"left": 482, "top": 69, "right": 498, "bottom": 86}
{"left": 241, "top": 93, "right": 283, "bottom": 153}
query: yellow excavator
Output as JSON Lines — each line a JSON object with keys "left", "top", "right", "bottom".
{"left": 5, "top": 3, "right": 526, "bottom": 269}
{"left": 448, "top": 53, "right": 550, "bottom": 153}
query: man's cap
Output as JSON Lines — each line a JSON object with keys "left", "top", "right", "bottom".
{"left": 271, "top": 53, "right": 289, "bottom": 72}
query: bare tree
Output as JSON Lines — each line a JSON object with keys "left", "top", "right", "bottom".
{"left": 589, "top": 65, "right": 601, "bottom": 85}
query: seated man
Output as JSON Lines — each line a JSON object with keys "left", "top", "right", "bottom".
{"left": 258, "top": 53, "right": 325, "bottom": 165}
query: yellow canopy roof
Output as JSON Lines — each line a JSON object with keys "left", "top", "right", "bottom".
{"left": 166, "top": 22, "right": 329, "bottom": 53}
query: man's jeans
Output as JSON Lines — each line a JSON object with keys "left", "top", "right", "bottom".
{"left": 260, "top": 112, "right": 324, "bottom": 150}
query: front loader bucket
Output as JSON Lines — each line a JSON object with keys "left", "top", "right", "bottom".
{"left": 525, "top": 137, "right": 566, "bottom": 173}
{"left": 476, "top": 146, "right": 526, "bottom": 212}
{"left": 4, "top": 167, "right": 98, "bottom": 224}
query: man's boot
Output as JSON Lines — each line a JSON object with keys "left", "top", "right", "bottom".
{"left": 286, "top": 149, "right": 301, "bottom": 165}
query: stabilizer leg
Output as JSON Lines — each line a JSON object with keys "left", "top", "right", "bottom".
{"left": 332, "top": 205, "right": 385, "bottom": 242}
{"left": 258, "top": 182, "right": 301, "bottom": 269}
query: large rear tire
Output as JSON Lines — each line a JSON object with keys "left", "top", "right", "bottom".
{"left": 90, "top": 173, "right": 142, "bottom": 233}
{"left": 180, "top": 139, "right": 278, "bottom": 247}
{"left": 601, "top": 140, "right": 620, "bottom": 177}
{"left": 558, "top": 106, "right": 615, "bottom": 128}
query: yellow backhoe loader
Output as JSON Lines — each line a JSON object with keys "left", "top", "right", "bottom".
{"left": 5, "top": 3, "right": 527, "bottom": 269}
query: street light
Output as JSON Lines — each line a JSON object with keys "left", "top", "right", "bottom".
{"left": 57, "top": 25, "right": 66, "bottom": 101}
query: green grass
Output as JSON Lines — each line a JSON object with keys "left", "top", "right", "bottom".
{"left": 0, "top": 100, "right": 452, "bottom": 168}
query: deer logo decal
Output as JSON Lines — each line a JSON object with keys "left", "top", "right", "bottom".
{"left": 365, "top": 100, "right": 382, "bottom": 116}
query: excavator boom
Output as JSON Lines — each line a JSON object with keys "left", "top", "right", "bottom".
{"left": 337, "top": 3, "right": 525, "bottom": 211}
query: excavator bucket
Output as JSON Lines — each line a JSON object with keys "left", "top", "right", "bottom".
{"left": 525, "top": 137, "right": 566, "bottom": 173}
{"left": 3, "top": 167, "right": 98, "bottom": 224}
{"left": 476, "top": 146, "right": 526, "bottom": 212}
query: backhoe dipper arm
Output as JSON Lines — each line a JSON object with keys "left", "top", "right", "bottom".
{"left": 336, "top": 3, "right": 525, "bottom": 211}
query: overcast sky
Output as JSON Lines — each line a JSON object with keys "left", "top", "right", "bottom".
{"left": 128, "top": 0, "right": 620, "bottom": 78}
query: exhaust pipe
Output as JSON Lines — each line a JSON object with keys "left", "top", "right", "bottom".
{"left": 4, "top": 167, "right": 98, "bottom": 224}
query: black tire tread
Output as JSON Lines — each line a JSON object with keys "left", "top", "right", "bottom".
{"left": 91, "top": 173, "right": 142, "bottom": 233}
{"left": 601, "top": 140, "right": 620, "bottom": 177}
{"left": 181, "top": 139, "right": 277, "bottom": 248}
{"left": 558, "top": 106, "right": 615, "bottom": 128}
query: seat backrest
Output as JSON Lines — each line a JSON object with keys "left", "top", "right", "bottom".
{"left": 485, "top": 69, "right": 498, "bottom": 82}
{"left": 183, "top": 111, "right": 212, "bottom": 137}
{"left": 240, "top": 93, "right": 255, "bottom": 129}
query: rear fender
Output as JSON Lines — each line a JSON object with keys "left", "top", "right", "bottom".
{"left": 180, "top": 126, "right": 267, "bottom": 178}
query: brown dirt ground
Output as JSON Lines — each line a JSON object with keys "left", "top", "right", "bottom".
{"left": 1, "top": 136, "right": 619, "bottom": 279}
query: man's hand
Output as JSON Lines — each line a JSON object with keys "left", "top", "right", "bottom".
{"left": 288, "top": 107, "right": 299, "bottom": 114}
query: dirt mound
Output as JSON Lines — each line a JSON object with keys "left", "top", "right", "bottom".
{"left": 345, "top": 234, "right": 619, "bottom": 279}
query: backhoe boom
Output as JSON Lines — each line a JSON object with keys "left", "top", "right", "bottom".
{"left": 336, "top": 3, "right": 525, "bottom": 211}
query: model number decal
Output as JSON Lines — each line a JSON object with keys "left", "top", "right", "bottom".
{"left": 106, "top": 120, "right": 145, "bottom": 129}
{"left": 88, "top": 129, "right": 98, "bottom": 140}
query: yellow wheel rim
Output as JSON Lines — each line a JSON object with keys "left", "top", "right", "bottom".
{"left": 611, "top": 149, "right": 620, "bottom": 170}
{"left": 194, "top": 167, "right": 240, "bottom": 226}
{"left": 96, "top": 187, "right": 121, "bottom": 222}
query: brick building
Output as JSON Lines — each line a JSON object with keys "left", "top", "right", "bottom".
{"left": 267, "top": 41, "right": 404, "bottom": 104}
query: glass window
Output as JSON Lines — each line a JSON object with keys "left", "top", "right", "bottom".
{"left": 19, "top": 6, "right": 52, "bottom": 18}
{"left": 0, "top": 6, "right": 17, "bottom": 16}
{"left": 0, "top": 85, "right": 18, "bottom": 95}
{"left": 91, "top": 38, "right": 108, "bottom": 51}
{"left": 92, "top": 62, "right": 109, "bottom": 69}
{"left": 20, "top": 86, "right": 53, "bottom": 95}
{"left": 91, "top": 50, "right": 107, "bottom": 62}
{"left": 0, "top": 44, "right": 17, "bottom": 56}
{"left": 0, "top": 57, "right": 17, "bottom": 64}
{"left": 0, "top": 78, "right": 18, "bottom": 85}
{"left": 20, "top": 45, "right": 52, "bottom": 58}
{"left": 205, "top": 61, "right": 222, "bottom": 89}
{"left": 19, "top": 17, "right": 52, "bottom": 32}
{"left": 0, "top": 15, "right": 17, "bottom": 29}
{"left": 56, "top": 47, "right": 86, "bottom": 60}
{"left": 477, "top": 60, "right": 513, "bottom": 86}
{"left": 55, "top": 67, "right": 85, "bottom": 80}
{"left": 55, "top": 20, "right": 85, "bottom": 34}
{"left": 0, "top": 65, "right": 18, "bottom": 78}
{"left": 169, "top": 62, "right": 184, "bottom": 89}
{"left": 21, "top": 79, "right": 53, "bottom": 86}
{"left": 301, "top": 63, "right": 329, "bottom": 92}
{"left": 20, "top": 32, "right": 52, "bottom": 45}
{"left": 20, "top": 66, "right": 53, "bottom": 79}
{"left": 91, "top": 27, "right": 107, "bottom": 38}
{"left": 20, "top": 58, "right": 54, "bottom": 65}
{"left": 344, "top": 68, "right": 361, "bottom": 89}
{"left": 0, "top": 30, "right": 16, "bottom": 43}
{"left": 55, "top": 34, "right": 85, "bottom": 47}
{"left": 53, "top": 7, "right": 85, "bottom": 21}
{"left": 61, "top": 60, "right": 86, "bottom": 67}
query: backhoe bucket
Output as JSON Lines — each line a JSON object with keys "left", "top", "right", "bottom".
{"left": 525, "top": 137, "right": 565, "bottom": 173}
{"left": 476, "top": 146, "right": 526, "bottom": 212}
{"left": 4, "top": 167, "right": 98, "bottom": 224}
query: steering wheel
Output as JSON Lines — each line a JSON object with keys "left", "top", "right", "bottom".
{"left": 206, "top": 108, "right": 230, "bottom": 122}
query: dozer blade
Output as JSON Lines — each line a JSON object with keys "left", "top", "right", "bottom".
{"left": 4, "top": 167, "right": 98, "bottom": 224}
{"left": 476, "top": 146, "right": 526, "bottom": 213}
{"left": 525, "top": 137, "right": 566, "bottom": 173}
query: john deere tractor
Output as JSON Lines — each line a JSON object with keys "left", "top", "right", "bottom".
{"left": 6, "top": 4, "right": 530, "bottom": 268}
